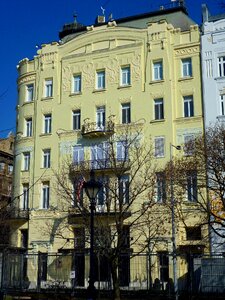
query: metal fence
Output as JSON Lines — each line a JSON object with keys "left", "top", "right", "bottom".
{"left": 0, "top": 251, "right": 225, "bottom": 297}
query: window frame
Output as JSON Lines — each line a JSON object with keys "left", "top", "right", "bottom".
{"left": 155, "top": 172, "right": 166, "bottom": 203}
{"left": 153, "top": 60, "right": 163, "bottom": 81}
{"left": 26, "top": 84, "right": 34, "bottom": 102}
{"left": 44, "top": 79, "right": 53, "bottom": 98}
{"left": 96, "top": 70, "right": 106, "bottom": 90}
{"left": 120, "top": 66, "right": 131, "bottom": 86}
{"left": 43, "top": 114, "right": 52, "bottom": 134}
{"left": 154, "top": 98, "right": 164, "bottom": 120}
{"left": 73, "top": 110, "right": 81, "bottom": 130}
{"left": 154, "top": 137, "right": 165, "bottom": 158}
{"left": 22, "top": 184, "right": 29, "bottom": 210}
{"left": 25, "top": 118, "right": 32, "bottom": 137}
{"left": 23, "top": 152, "right": 30, "bottom": 171}
{"left": 42, "top": 182, "right": 50, "bottom": 209}
{"left": 218, "top": 56, "right": 225, "bottom": 77}
{"left": 220, "top": 94, "right": 225, "bottom": 116}
{"left": 119, "top": 175, "right": 129, "bottom": 204}
{"left": 122, "top": 103, "right": 131, "bottom": 124}
{"left": 187, "top": 170, "right": 197, "bottom": 202}
{"left": 43, "top": 149, "right": 51, "bottom": 169}
{"left": 73, "top": 74, "right": 82, "bottom": 94}
{"left": 183, "top": 95, "right": 194, "bottom": 118}
{"left": 73, "top": 146, "right": 84, "bottom": 165}
{"left": 182, "top": 58, "right": 192, "bottom": 77}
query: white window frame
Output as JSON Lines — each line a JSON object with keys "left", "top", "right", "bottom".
{"left": 23, "top": 152, "right": 30, "bottom": 171}
{"left": 73, "top": 110, "right": 81, "bottom": 130}
{"left": 218, "top": 56, "right": 225, "bottom": 77}
{"left": 187, "top": 171, "right": 197, "bottom": 202}
{"left": 184, "top": 134, "right": 194, "bottom": 156}
{"left": 117, "top": 141, "right": 128, "bottom": 161}
{"left": 154, "top": 137, "right": 165, "bottom": 158}
{"left": 183, "top": 96, "right": 194, "bottom": 118}
{"left": 155, "top": 172, "right": 166, "bottom": 203}
{"left": 122, "top": 103, "right": 131, "bottom": 124}
{"left": 42, "top": 182, "right": 50, "bottom": 209}
{"left": 43, "top": 149, "right": 51, "bottom": 168}
{"left": 154, "top": 98, "right": 164, "bottom": 120}
{"left": 182, "top": 58, "right": 192, "bottom": 77}
{"left": 153, "top": 61, "right": 163, "bottom": 81}
{"left": 73, "top": 74, "right": 82, "bottom": 93}
{"left": 44, "top": 79, "right": 53, "bottom": 98}
{"left": 43, "top": 114, "right": 52, "bottom": 134}
{"left": 96, "top": 106, "right": 105, "bottom": 129}
{"left": 120, "top": 66, "right": 131, "bottom": 86}
{"left": 26, "top": 84, "right": 34, "bottom": 102}
{"left": 96, "top": 70, "right": 105, "bottom": 90}
{"left": 22, "top": 184, "right": 29, "bottom": 210}
{"left": 119, "top": 175, "right": 129, "bottom": 204}
{"left": 25, "top": 118, "right": 32, "bottom": 137}
{"left": 220, "top": 94, "right": 225, "bottom": 116}
{"left": 73, "top": 146, "right": 84, "bottom": 164}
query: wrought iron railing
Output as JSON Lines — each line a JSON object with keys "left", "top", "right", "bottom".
{"left": 81, "top": 121, "right": 114, "bottom": 135}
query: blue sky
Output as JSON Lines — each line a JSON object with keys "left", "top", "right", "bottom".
{"left": 0, "top": 0, "right": 223, "bottom": 138}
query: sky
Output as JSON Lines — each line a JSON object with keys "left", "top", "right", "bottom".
{"left": 0, "top": 0, "right": 223, "bottom": 138}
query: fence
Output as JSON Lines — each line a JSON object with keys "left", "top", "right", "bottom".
{"left": 0, "top": 251, "right": 225, "bottom": 297}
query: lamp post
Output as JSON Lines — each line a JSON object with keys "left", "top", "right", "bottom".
{"left": 170, "top": 143, "right": 181, "bottom": 300}
{"left": 83, "top": 170, "right": 102, "bottom": 300}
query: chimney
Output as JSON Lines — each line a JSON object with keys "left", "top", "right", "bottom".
{"left": 95, "top": 15, "right": 105, "bottom": 24}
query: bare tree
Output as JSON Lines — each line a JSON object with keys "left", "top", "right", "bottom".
{"left": 50, "top": 125, "right": 167, "bottom": 299}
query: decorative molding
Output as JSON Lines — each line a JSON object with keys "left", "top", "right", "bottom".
{"left": 175, "top": 47, "right": 199, "bottom": 56}
{"left": 106, "top": 58, "right": 119, "bottom": 84}
{"left": 18, "top": 74, "right": 36, "bottom": 85}
{"left": 82, "top": 62, "right": 95, "bottom": 89}
{"left": 131, "top": 54, "right": 141, "bottom": 82}
{"left": 40, "top": 52, "right": 57, "bottom": 70}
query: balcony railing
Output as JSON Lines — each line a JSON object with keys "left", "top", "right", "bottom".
{"left": 70, "top": 159, "right": 130, "bottom": 173}
{"left": 6, "top": 207, "right": 29, "bottom": 220}
{"left": 81, "top": 121, "right": 114, "bottom": 137}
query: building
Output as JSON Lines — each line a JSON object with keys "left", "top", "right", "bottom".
{"left": 11, "top": 4, "right": 208, "bottom": 293}
{"left": 0, "top": 134, "right": 14, "bottom": 246}
{"left": 201, "top": 4, "right": 225, "bottom": 254}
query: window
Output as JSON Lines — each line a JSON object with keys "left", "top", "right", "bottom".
{"left": 184, "top": 134, "right": 194, "bottom": 156}
{"left": 73, "top": 110, "right": 81, "bottom": 130}
{"left": 122, "top": 103, "right": 131, "bottom": 124}
{"left": 154, "top": 98, "right": 164, "bottom": 120}
{"left": 96, "top": 106, "right": 105, "bottom": 129}
{"left": 158, "top": 252, "right": 169, "bottom": 283}
{"left": 43, "top": 114, "right": 52, "bottom": 134}
{"left": 121, "top": 66, "right": 131, "bottom": 86}
{"left": 8, "top": 165, "right": 13, "bottom": 174}
{"left": 218, "top": 56, "right": 225, "bottom": 77}
{"left": 43, "top": 149, "right": 51, "bottom": 168}
{"left": 96, "top": 177, "right": 109, "bottom": 208}
{"left": 44, "top": 79, "right": 53, "bottom": 97}
{"left": 20, "top": 229, "right": 28, "bottom": 248}
{"left": 153, "top": 61, "right": 163, "bottom": 80}
{"left": 117, "top": 141, "right": 128, "bottom": 161}
{"left": 187, "top": 170, "right": 197, "bottom": 202}
{"left": 154, "top": 137, "right": 165, "bottom": 158}
{"left": 156, "top": 172, "right": 166, "bottom": 202}
{"left": 74, "top": 227, "right": 85, "bottom": 249}
{"left": 184, "top": 96, "right": 194, "bottom": 117}
{"left": 182, "top": 58, "right": 192, "bottom": 77}
{"left": 96, "top": 70, "right": 105, "bottom": 90}
{"left": 73, "top": 74, "right": 82, "bottom": 93}
{"left": 119, "top": 175, "right": 129, "bottom": 204}
{"left": 186, "top": 226, "right": 201, "bottom": 240}
{"left": 25, "top": 118, "right": 32, "bottom": 137}
{"left": 73, "top": 146, "right": 84, "bottom": 165}
{"left": 42, "top": 182, "right": 50, "bottom": 209}
{"left": 73, "top": 179, "right": 84, "bottom": 207}
{"left": 220, "top": 94, "right": 225, "bottom": 116}
{"left": 22, "top": 184, "right": 29, "bottom": 210}
{"left": 26, "top": 84, "right": 34, "bottom": 102}
{"left": 23, "top": 152, "right": 30, "bottom": 171}
{"left": 0, "top": 162, "right": 5, "bottom": 172}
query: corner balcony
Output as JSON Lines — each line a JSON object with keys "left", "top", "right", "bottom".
{"left": 6, "top": 207, "right": 29, "bottom": 221}
{"left": 70, "top": 158, "right": 130, "bottom": 175}
{"left": 81, "top": 120, "right": 114, "bottom": 138}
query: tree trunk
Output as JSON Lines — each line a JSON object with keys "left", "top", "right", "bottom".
{"left": 111, "top": 258, "right": 120, "bottom": 300}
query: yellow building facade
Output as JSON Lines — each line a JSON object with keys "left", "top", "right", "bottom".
{"left": 12, "top": 6, "right": 207, "bottom": 291}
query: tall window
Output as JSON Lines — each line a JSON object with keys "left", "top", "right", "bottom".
{"left": 42, "top": 182, "right": 50, "bottom": 209}
{"left": 43, "top": 114, "right": 52, "bottom": 134}
{"left": 44, "top": 79, "right": 53, "bottom": 97}
{"left": 121, "top": 66, "right": 131, "bottom": 86}
{"left": 117, "top": 141, "right": 128, "bottom": 161}
{"left": 220, "top": 94, "right": 225, "bottom": 116}
{"left": 73, "top": 146, "right": 84, "bottom": 165}
{"left": 184, "top": 134, "right": 194, "bottom": 156}
{"left": 182, "top": 58, "right": 192, "bottom": 77}
{"left": 43, "top": 149, "right": 51, "bottom": 168}
{"left": 158, "top": 252, "right": 169, "bottom": 283}
{"left": 73, "top": 74, "right": 82, "bottom": 93}
{"left": 26, "top": 84, "right": 34, "bottom": 102}
{"left": 73, "top": 110, "right": 81, "bottom": 130}
{"left": 122, "top": 103, "right": 131, "bottom": 124}
{"left": 23, "top": 152, "right": 30, "bottom": 171}
{"left": 154, "top": 137, "right": 165, "bottom": 158}
{"left": 153, "top": 61, "right": 163, "bottom": 80}
{"left": 156, "top": 172, "right": 166, "bottom": 202}
{"left": 218, "top": 56, "right": 225, "bottom": 77}
{"left": 96, "top": 70, "right": 105, "bottom": 90}
{"left": 22, "top": 184, "right": 29, "bottom": 210}
{"left": 96, "top": 106, "right": 105, "bottom": 129}
{"left": 154, "top": 98, "right": 164, "bottom": 120}
{"left": 183, "top": 96, "right": 194, "bottom": 117}
{"left": 25, "top": 118, "right": 32, "bottom": 137}
{"left": 119, "top": 175, "right": 129, "bottom": 204}
{"left": 187, "top": 170, "right": 197, "bottom": 202}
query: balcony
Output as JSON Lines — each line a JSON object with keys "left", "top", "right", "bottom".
{"left": 6, "top": 207, "right": 29, "bottom": 221}
{"left": 70, "top": 159, "right": 130, "bottom": 175}
{"left": 81, "top": 120, "right": 114, "bottom": 138}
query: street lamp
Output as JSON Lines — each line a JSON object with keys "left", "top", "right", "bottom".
{"left": 170, "top": 143, "right": 181, "bottom": 300}
{"left": 83, "top": 169, "right": 102, "bottom": 300}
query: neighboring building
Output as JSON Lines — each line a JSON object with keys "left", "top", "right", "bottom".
{"left": 0, "top": 134, "right": 14, "bottom": 246}
{"left": 201, "top": 4, "right": 225, "bottom": 253}
{"left": 201, "top": 4, "right": 225, "bottom": 126}
{"left": 12, "top": 4, "right": 207, "bottom": 291}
